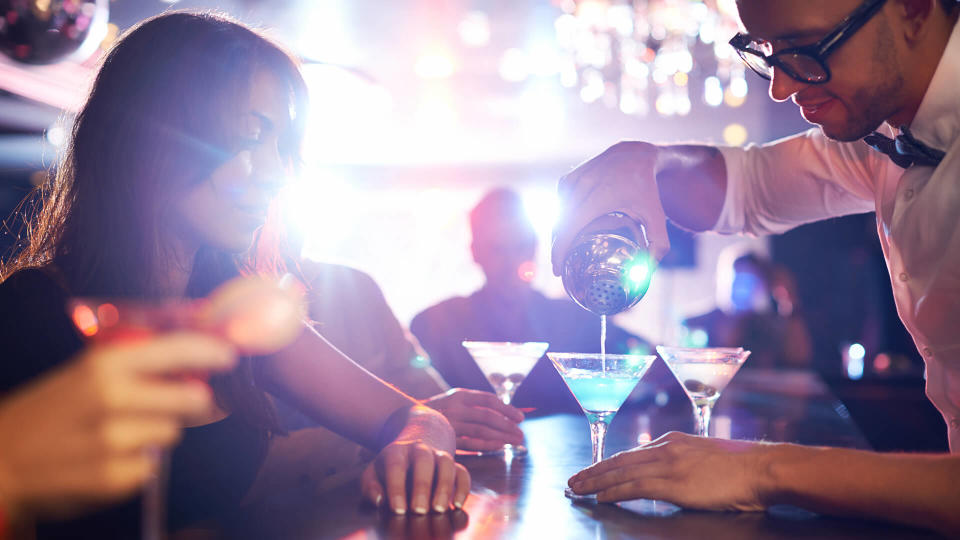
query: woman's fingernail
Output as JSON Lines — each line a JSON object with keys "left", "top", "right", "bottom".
{"left": 454, "top": 500, "right": 463, "bottom": 509}
{"left": 413, "top": 495, "right": 428, "bottom": 514}
{"left": 392, "top": 496, "right": 406, "bottom": 514}
{"left": 374, "top": 493, "right": 382, "bottom": 507}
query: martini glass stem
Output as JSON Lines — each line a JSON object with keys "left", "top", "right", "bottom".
{"left": 589, "top": 419, "right": 610, "bottom": 464}
{"left": 142, "top": 447, "right": 169, "bottom": 540}
{"left": 694, "top": 402, "right": 713, "bottom": 438}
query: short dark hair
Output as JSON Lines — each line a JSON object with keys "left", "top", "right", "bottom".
{"left": 941, "top": 0, "right": 959, "bottom": 13}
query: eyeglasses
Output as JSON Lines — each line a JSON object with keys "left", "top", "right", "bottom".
{"left": 729, "top": 0, "right": 888, "bottom": 84}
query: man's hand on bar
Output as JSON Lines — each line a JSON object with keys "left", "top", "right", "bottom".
{"left": 567, "top": 431, "right": 770, "bottom": 510}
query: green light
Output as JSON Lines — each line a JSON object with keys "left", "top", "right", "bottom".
{"left": 410, "top": 355, "right": 431, "bottom": 368}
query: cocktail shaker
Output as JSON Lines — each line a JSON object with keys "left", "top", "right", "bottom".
{"left": 560, "top": 212, "right": 655, "bottom": 315}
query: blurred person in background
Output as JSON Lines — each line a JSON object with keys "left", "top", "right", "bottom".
{"left": 0, "top": 11, "right": 468, "bottom": 538}
{"left": 682, "top": 244, "right": 812, "bottom": 369}
{"left": 554, "top": 0, "right": 960, "bottom": 535}
{"left": 411, "top": 187, "right": 651, "bottom": 414}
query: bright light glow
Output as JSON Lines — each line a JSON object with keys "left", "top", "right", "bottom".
{"left": 519, "top": 84, "right": 566, "bottom": 139}
{"left": 458, "top": 11, "right": 491, "bottom": 47}
{"left": 675, "top": 95, "right": 692, "bottom": 116}
{"left": 517, "top": 261, "right": 537, "bottom": 282}
{"left": 527, "top": 41, "right": 563, "bottom": 77}
{"left": 673, "top": 71, "right": 689, "bottom": 87}
{"left": 724, "top": 87, "right": 747, "bottom": 107}
{"left": 279, "top": 172, "right": 357, "bottom": 257}
{"left": 522, "top": 189, "right": 561, "bottom": 236}
{"left": 690, "top": 328, "right": 708, "bottom": 347}
{"left": 845, "top": 343, "right": 866, "bottom": 380}
{"left": 297, "top": 1, "right": 360, "bottom": 65}
{"left": 499, "top": 48, "right": 530, "bottom": 82}
{"left": 873, "top": 353, "right": 892, "bottom": 372}
{"left": 704, "top": 76, "right": 723, "bottom": 107}
{"left": 722, "top": 123, "right": 748, "bottom": 146}
{"left": 579, "top": 70, "right": 605, "bottom": 102}
{"left": 415, "top": 49, "right": 456, "bottom": 79}
{"left": 46, "top": 124, "right": 66, "bottom": 147}
{"left": 730, "top": 75, "right": 748, "bottom": 97}
{"left": 655, "top": 93, "right": 675, "bottom": 116}
{"left": 628, "top": 260, "right": 651, "bottom": 284}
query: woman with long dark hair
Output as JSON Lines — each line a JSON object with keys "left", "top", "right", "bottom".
{"left": 0, "top": 11, "right": 467, "bottom": 536}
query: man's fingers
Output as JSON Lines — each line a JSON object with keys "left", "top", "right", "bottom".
{"left": 408, "top": 445, "right": 436, "bottom": 515}
{"left": 596, "top": 477, "right": 672, "bottom": 504}
{"left": 569, "top": 463, "right": 666, "bottom": 495}
{"left": 570, "top": 446, "right": 661, "bottom": 483}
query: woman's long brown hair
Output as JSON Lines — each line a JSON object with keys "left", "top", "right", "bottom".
{"left": 1, "top": 11, "right": 309, "bottom": 432}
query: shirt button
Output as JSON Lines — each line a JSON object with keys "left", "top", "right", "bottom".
{"left": 951, "top": 418, "right": 960, "bottom": 430}
{"left": 923, "top": 347, "right": 933, "bottom": 357}
{"left": 904, "top": 189, "right": 914, "bottom": 201}
{"left": 899, "top": 272, "right": 909, "bottom": 282}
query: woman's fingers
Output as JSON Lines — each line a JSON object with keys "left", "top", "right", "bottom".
{"left": 360, "top": 462, "right": 384, "bottom": 508}
{"left": 449, "top": 419, "right": 523, "bottom": 446}
{"left": 452, "top": 463, "right": 470, "bottom": 510}
{"left": 408, "top": 444, "right": 437, "bottom": 515}
{"left": 456, "top": 435, "right": 513, "bottom": 452}
{"left": 381, "top": 446, "right": 410, "bottom": 514}
{"left": 431, "top": 451, "right": 455, "bottom": 513}
{"left": 445, "top": 406, "right": 524, "bottom": 441}
{"left": 453, "top": 390, "right": 524, "bottom": 423}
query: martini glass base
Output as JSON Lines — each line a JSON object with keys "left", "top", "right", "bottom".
{"left": 564, "top": 487, "right": 597, "bottom": 501}
{"left": 455, "top": 444, "right": 527, "bottom": 458}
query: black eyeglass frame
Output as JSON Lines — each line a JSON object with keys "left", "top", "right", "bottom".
{"left": 728, "top": 0, "right": 889, "bottom": 84}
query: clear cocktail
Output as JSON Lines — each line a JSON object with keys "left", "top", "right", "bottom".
{"left": 657, "top": 346, "right": 750, "bottom": 438}
{"left": 548, "top": 352, "right": 655, "bottom": 499}
{"left": 462, "top": 341, "right": 549, "bottom": 456}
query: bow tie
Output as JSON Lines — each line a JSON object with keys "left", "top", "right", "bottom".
{"left": 863, "top": 125, "right": 945, "bottom": 169}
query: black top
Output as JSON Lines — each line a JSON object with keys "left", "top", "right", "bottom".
{"left": 0, "top": 269, "right": 269, "bottom": 537}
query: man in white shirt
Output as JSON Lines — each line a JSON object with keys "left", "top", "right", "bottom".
{"left": 553, "top": 0, "right": 960, "bottom": 535}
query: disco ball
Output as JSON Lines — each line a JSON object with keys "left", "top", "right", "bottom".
{"left": 0, "top": 0, "right": 108, "bottom": 65}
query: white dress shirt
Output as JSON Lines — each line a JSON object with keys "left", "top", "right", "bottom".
{"left": 714, "top": 20, "right": 960, "bottom": 452}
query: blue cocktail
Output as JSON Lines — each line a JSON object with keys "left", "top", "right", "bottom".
{"left": 548, "top": 352, "right": 656, "bottom": 499}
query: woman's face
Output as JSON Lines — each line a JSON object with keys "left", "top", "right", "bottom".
{"left": 174, "top": 68, "right": 293, "bottom": 253}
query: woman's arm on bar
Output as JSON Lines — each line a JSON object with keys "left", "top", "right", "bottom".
{"left": 258, "top": 324, "right": 469, "bottom": 514}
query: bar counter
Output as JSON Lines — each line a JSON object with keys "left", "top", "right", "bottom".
{"left": 226, "top": 367, "right": 944, "bottom": 539}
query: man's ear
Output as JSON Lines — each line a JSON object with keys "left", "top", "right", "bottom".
{"left": 893, "top": 0, "right": 937, "bottom": 43}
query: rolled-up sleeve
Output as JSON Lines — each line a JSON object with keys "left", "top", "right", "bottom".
{"left": 714, "top": 127, "right": 885, "bottom": 236}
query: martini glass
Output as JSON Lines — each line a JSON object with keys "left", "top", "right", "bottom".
{"left": 547, "top": 352, "right": 656, "bottom": 500}
{"left": 656, "top": 346, "right": 750, "bottom": 438}
{"left": 69, "top": 298, "right": 198, "bottom": 540}
{"left": 461, "top": 341, "right": 549, "bottom": 456}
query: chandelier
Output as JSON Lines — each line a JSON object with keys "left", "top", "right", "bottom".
{"left": 555, "top": 0, "right": 747, "bottom": 117}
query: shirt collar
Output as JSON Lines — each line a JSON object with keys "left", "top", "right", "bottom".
{"left": 908, "top": 18, "right": 960, "bottom": 152}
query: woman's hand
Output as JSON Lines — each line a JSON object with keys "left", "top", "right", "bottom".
{"left": 360, "top": 406, "right": 470, "bottom": 515}
{"left": 0, "top": 332, "right": 236, "bottom": 519}
{"left": 567, "top": 431, "right": 773, "bottom": 511}
{"left": 423, "top": 389, "right": 525, "bottom": 452}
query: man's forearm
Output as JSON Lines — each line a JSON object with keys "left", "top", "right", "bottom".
{"left": 654, "top": 144, "right": 727, "bottom": 232}
{"left": 762, "top": 444, "right": 960, "bottom": 536}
